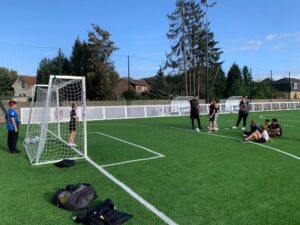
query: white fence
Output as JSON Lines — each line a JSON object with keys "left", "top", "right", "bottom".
{"left": 20, "top": 102, "right": 300, "bottom": 124}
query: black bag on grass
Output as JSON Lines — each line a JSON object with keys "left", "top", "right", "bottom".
{"left": 55, "top": 159, "right": 76, "bottom": 168}
{"left": 74, "top": 199, "right": 133, "bottom": 225}
{"left": 53, "top": 183, "right": 97, "bottom": 211}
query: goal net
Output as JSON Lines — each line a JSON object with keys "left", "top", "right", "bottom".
{"left": 23, "top": 75, "right": 87, "bottom": 165}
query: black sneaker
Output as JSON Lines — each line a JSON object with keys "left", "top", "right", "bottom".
{"left": 11, "top": 150, "right": 21, "bottom": 153}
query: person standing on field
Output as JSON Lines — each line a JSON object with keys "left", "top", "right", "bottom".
{"left": 233, "top": 96, "right": 249, "bottom": 130}
{"left": 68, "top": 103, "right": 79, "bottom": 147}
{"left": 189, "top": 95, "right": 202, "bottom": 131}
{"left": 6, "top": 100, "right": 20, "bottom": 153}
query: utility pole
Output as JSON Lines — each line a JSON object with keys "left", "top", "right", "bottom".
{"left": 127, "top": 55, "right": 131, "bottom": 105}
{"left": 59, "top": 48, "right": 62, "bottom": 75}
{"left": 289, "top": 71, "right": 291, "bottom": 101}
{"left": 201, "top": 0, "right": 216, "bottom": 103}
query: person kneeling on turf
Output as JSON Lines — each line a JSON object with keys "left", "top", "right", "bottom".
{"left": 243, "top": 125, "right": 272, "bottom": 143}
{"left": 243, "top": 120, "right": 260, "bottom": 137}
{"left": 267, "top": 118, "right": 282, "bottom": 137}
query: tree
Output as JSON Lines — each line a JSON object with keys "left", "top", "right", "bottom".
{"left": 226, "top": 63, "right": 243, "bottom": 97}
{"left": 0, "top": 67, "right": 18, "bottom": 96}
{"left": 84, "top": 24, "right": 120, "bottom": 100}
{"left": 36, "top": 50, "right": 71, "bottom": 84}
{"left": 145, "top": 68, "right": 169, "bottom": 99}
{"left": 70, "top": 38, "right": 92, "bottom": 76}
{"left": 166, "top": 0, "right": 223, "bottom": 98}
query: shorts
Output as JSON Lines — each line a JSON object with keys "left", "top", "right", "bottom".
{"left": 255, "top": 137, "right": 266, "bottom": 143}
{"left": 190, "top": 109, "right": 199, "bottom": 119}
{"left": 69, "top": 122, "right": 76, "bottom": 131}
{"left": 209, "top": 115, "right": 215, "bottom": 122}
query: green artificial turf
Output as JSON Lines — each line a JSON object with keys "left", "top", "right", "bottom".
{"left": 0, "top": 110, "right": 299, "bottom": 225}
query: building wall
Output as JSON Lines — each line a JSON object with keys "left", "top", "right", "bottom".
{"left": 12, "top": 78, "right": 34, "bottom": 97}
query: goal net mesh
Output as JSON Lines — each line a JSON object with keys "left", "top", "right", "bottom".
{"left": 24, "top": 76, "right": 86, "bottom": 165}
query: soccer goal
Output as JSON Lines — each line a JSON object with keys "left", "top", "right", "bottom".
{"left": 23, "top": 75, "right": 87, "bottom": 165}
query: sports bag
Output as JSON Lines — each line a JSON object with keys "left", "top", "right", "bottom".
{"left": 53, "top": 183, "right": 97, "bottom": 211}
{"left": 54, "top": 159, "right": 76, "bottom": 168}
{"left": 74, "top": 199, "right": 133, "bottom": 225}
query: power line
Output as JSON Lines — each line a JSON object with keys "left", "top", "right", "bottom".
{"left": 0, "top": 41, "right": 70, "bottom": 50}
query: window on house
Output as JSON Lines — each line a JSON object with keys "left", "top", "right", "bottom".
{"left": 137, "top": 86, "right": 143, "bottom": 91}
{"left": 22, "top": 80, "right": 25, "bottom": 88}
{"left": 294, "top": 83, "right": 298, "bottom": 90}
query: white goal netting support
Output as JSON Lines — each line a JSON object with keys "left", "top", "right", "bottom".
{"left": 23, "top": 75, "right": 87, "bottom": 165}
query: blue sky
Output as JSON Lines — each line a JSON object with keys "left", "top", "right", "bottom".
{"left": 1, "top": 0, "right": 300, "bottom": 80}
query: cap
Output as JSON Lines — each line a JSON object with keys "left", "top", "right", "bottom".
{"left": 9, "top": 100, "right": 17, "bottom": 107}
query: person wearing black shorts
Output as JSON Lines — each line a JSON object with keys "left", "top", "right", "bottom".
{"left": 233, "top": 96, "right": 249, "bottom": 130}
{"left": 68, "top": 103, "right": 79, "bottom": 147}
{"left": 208, "top": 99, "right": 217, "bottom": 131}
{"left": 189, "top": 96, "right": 202, "bottom": 131}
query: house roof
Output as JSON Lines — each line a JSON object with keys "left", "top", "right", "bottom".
{"left": 271, "top": 77, "right": 300, "bottom": 91}
{"left": 123, "top": 77, "right": 149, "bottom": 87}
{"left": 19, "top": 75, "right": 36, "bottom": 86}
{"left": 272, "top": 77, "right": 300, "bottom": 84}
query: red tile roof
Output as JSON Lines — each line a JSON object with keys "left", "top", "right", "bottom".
{"left": 19, "top": 75, "right": 36, "bottom": 86}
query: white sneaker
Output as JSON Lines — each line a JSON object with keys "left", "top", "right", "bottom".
{"left": 67, "top": 143, "right": 73, "bottom": 147}
{"left": 72, "top": 143, "right": 77, "bottom": 147}
{"left": 214, "top": 128, "right": 219, "bottom": 131}
{"left": 232, "top": 126, "right": 237, "bottom": 129}
{"left": 241, "top": 127, "right": 246, "bottom": 130}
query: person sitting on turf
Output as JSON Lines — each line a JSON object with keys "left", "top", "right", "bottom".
{"left": 267, "top": 118, "right": 282, "bottom": 137}
{"left": 243, "top": 120, "right": 260, "bottom": 137}
{"left": 264, "top": 119, "right": 271, "bottom": 127}
{"left": 243, "top": 125, "right": 272, "bottom": 143}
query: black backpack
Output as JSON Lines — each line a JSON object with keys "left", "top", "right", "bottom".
{"left": 54, "top": 159, "right": 76, "bottom": 168}
{"left": 53, "top": 183, "right": 97, "bottom": 211}
{"left": 74, "top": 199, "right": 133, "bottom": 225}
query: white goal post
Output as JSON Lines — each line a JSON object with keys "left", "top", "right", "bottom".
{"left": 23, "top": 75, "right": 87, "bottom": 165}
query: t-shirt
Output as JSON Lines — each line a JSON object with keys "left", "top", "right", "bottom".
{"left": 268, "top": 123, "right": 282, "bottom": 136}
{"left": 190, "top": 99, "right": 198, "bottom": 109}
{"left": 6, "top": 108, "right": 19, "bottom": 131}
{"left": 209, "top": 104, "right": 218, "bottom": 116}
{"left": 70, "top": 109, "right": 77, "bottom": 123}
{"left": 261, "top": 130, "right": 269, "bottom": 141}
{"left": 239, "top": 101, "right": 249, "bottom": 113}
{"left": 250, "top": 125, "right": 260, "bottom": 132}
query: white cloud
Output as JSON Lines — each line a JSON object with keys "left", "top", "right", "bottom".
{"left": 227, "top": 40, "right": 263, "bottom": 52}
{"left": 265, "top": 34, "right": 277, "bottom": 41}
{"left": 271, "top": 43, "right": 288, "bottom": 50}
{"left": 265, "top": 32, "right": 300, "bottom": 41}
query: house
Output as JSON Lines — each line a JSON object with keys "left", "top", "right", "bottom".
{"left": 271, "top": 77, "right": 300, "bottom": 99}
{"left": 116, "top": 77, "right": 150, "bottom": 97}
{"left": 12, "top": 75, "right": 36, "bottom": 100}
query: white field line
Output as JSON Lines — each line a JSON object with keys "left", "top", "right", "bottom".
{"left": 86, "top": 156, "right": 179, "bottom": 225}
{"left": 101, "top": 155, "right": 164, "bottom": 168}
{"left": 283, "top": 125, "right": 295, "bottom": 128}
{"left": 92, "top": 132, "right": 164, "bottom": 157}
{"left": 166, "top": 126, "right": 300, "bottom": 161}
{"left": 259, "top": 115, "right": 300, "bottom": 123}
{"left": 88, "top": 132, "right": 165, "bottom": 168}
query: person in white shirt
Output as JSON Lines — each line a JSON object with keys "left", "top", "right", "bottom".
{"left": 243, "top": 125, "right": 272, "bottom": 143}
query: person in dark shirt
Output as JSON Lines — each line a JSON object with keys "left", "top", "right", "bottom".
{"left": 233, "top": 96, "right": 249, "bottom": 130}
{"left": 189, "top": 96, "right": 202, "bottom": 132}
{"left": 267, "top": 118, "right": 282, "bottom": 137}
{"left": 208, "top": 99, "right": 218, "bottom": 131}
{"left": 243, "top": 120, "right": 260, "bottom": 137}
{"left": 6, "top": 100, "right": 20, "bottom": 153}
{"left": 68, "top": 103, "right": 79, "bottom": 147}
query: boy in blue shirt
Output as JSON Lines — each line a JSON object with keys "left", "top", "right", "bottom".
{"left": 6, "top": 100, "right": 20, "bottom": 153}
